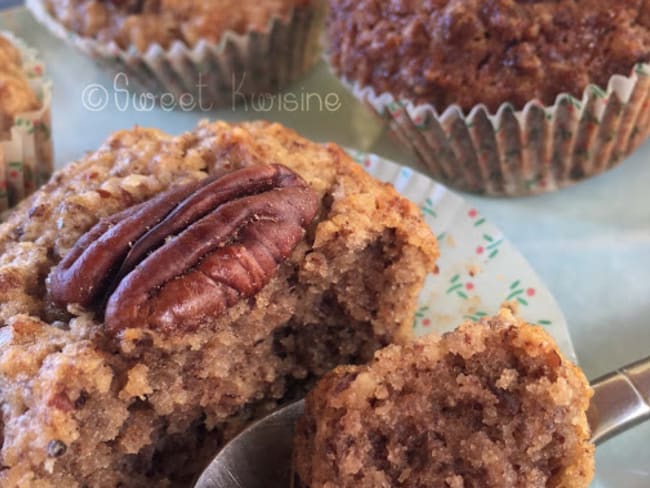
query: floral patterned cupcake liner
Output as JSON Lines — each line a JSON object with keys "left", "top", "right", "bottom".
{"left": 343, "top": 63, "right": 650, "bottom": 196}
{"left": 27, "top": 0, "right": 324, "bottom": 107}
{"left": 347, "top": 148, "right": 575, "bottom": 360}
{"left": 0, "top": 31, "right": 53, "bottom": 212}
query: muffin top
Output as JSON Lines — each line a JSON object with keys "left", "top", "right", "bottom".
{"left": 45, "top": 0, "right": 312, "bottom": 51}
{"left": 0, "top": 35, "right": 40, "bottom": 124}
{"left": 327, "top": 0, "right": 650, "bottom": 112}
{"left": 0, "top": 120, "right": 437, "bottom": 338}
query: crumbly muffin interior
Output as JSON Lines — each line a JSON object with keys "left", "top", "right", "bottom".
{"left": 294, "top": 308, "right": 594, "bottom": 488}
{"left": 327, "top": 0, "right": 650, "bottom": 111}
{"left": 0, "top": 121, "right": 437, "bottom": 487}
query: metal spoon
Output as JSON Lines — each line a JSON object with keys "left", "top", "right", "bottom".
{"left": 195, "top": 356, "right": 650, "bottom": 488}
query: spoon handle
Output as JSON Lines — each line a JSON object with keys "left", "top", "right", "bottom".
{"left": 588, "top": 356, "right": 650, "bottom": 445}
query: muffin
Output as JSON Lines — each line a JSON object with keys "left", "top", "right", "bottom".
{"left": 0, "top": 36, "right": 41, "bottom": 129}
{"left": 294, "top": 307, "right": 595, "bottom": 487}
{"left": 326, "top": 0, "right": 650, "bottom": 195}
{"left": 0, "top": 120, "right": 438, "bottom": 486}
{"left": 27, "top": 0, "right": 324, "bottom": 106}
{"left": 0, "top": 32, "right": 52, "bottom": 212}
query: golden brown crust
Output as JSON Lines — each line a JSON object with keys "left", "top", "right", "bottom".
{"left": 294, "top": 308, "right": 594, "bottom": 488}
{"left": 0, "top": 120, "right": 438, "bottom": 487}
{"left": 0, "top": 36, "right": 22, "bottom": 67}
{"left": 45, "top": 0, "right": 314, "bottom": 51}
{"left": 0, "top": 35, "right": 40, "bottom": 128}
{"left": 327, "top": 0, "right": 650, "bottom": 112}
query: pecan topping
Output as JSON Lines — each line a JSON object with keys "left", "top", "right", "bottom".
{"left": 48, "top": 179, "right": 207, "bottom": 307}
{"left": 48, "top": 164, "right": 319, "bottom": 335}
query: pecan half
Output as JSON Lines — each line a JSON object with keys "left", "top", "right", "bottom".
{"left": 48, "top": 164, "right": 319, "bottom": 335}
{"left": 48, "top": 178, "right": 208, "bottom": 307}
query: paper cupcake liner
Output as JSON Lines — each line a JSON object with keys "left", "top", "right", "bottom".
{"left": 0, "top": 31, "right": 53, "bottom": 212}
{"left": 27, "top": 0, "right": 323, "bottom": 107}
{"left": 343, "top": 64, "right": 650, "bottom": 196}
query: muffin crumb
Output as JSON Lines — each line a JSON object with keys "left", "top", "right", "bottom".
{"left": 294, "top": 308, "right": 594, "bottom": 488}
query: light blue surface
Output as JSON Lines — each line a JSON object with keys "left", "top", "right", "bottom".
{"left": 1, "top": 7, "right": 649, "bottom": 486}
{"left": 0, "top": 1, "right": 23, "bottom": 10}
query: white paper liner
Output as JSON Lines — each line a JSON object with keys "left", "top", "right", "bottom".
{"left": 343, "top": 63, "right": 650, "bottom": 196}
{"left": 0, "top": 31, "right": 53, "bottom": 212}
{"left": 27, "top": 0, "right": 323, "bottom": 107}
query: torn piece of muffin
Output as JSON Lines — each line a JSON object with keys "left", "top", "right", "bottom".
{"left": 294, "top": 308, "right": 594, "bottom": 488}
{"left": 0, "top": 121, "right": 438, "bottom": 487}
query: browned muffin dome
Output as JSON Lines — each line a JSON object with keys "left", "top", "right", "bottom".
{"left": 294, "top": 308, "right": 595, "bottom": 488}
{"left": 327, "top": 0, "right": 650, "bottom": 112}
{"left": 45, "top": 0, "right": 313, "bottom": 51}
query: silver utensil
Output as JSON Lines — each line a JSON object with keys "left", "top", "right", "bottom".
{"left": 195, "top": 356, "right": 650, "bottom": 488}
{"left": 587, "top": 356, "right": 650, "bottom": 444}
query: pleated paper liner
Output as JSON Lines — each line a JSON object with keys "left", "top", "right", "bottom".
{"left": 346, "top": 63, "right": 650, "bottom": 196}
{"left": 0, "top": 31, "right": 53, "bottom": 213}
{"left": 27, "top": 0, "right": 324, "bottom": 107}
